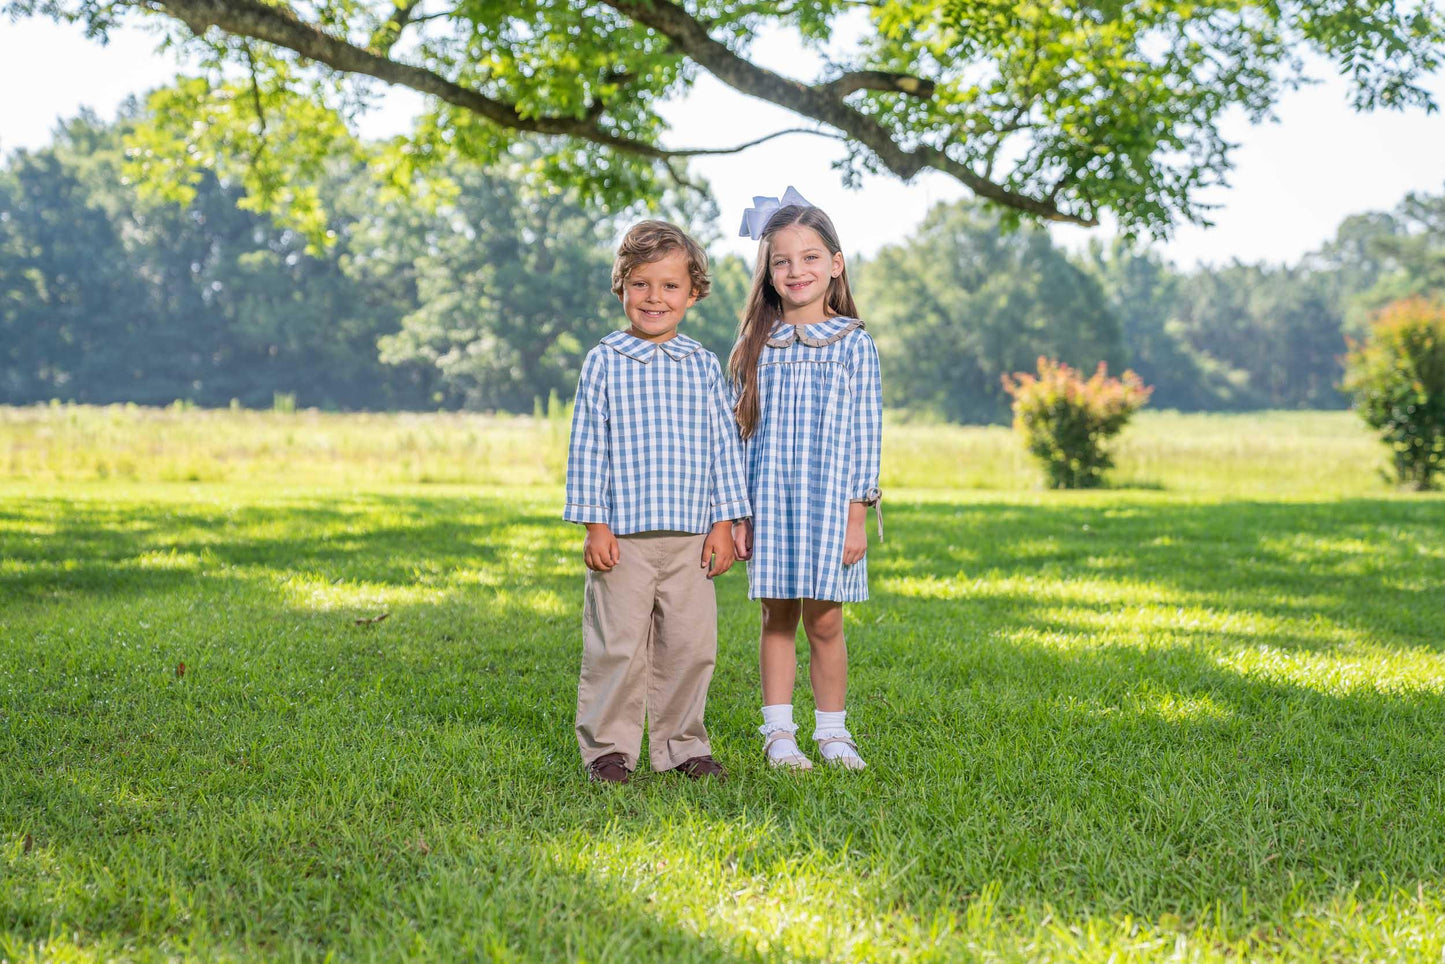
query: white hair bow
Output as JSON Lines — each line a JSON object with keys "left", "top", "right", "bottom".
{"left": 738, "top": 186, "right": 812, "bottom": 240}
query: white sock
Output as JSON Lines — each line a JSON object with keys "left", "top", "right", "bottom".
{"left": 760, "top": 704, "right": 799, "bottom": 761}
{"left": 814, "top": 709, "right": 864, "bottom": 764}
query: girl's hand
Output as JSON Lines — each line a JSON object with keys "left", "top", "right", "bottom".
{"left": 842, "top": 503, "right": 867, "bottom": 566}
{"left": 702, "top": 522, "right": 735, "bottom": 578}
{"left": 732, "top": 518, "right": 753, "bottom": 561}
{"left": 583, "top": 523, "right": 620, "bottom": 572}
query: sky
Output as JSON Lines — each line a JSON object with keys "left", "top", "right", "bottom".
{"left": 2, "top": 14, "right": 1444, "bottom": 268}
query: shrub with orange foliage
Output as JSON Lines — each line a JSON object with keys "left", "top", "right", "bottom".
{"left": 1002, "top": 358, "right": 1153, "bottom": 489}
{"left": 1343, "top": 296, "right": 1445, "bottom": 491}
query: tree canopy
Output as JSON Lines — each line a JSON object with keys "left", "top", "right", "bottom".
{"left": 10, "top": 0, "right": 1444, "bottom": 240}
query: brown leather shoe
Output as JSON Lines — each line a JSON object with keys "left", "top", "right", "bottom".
{"left": 586, "top": 752, "right": 630, "bottom": 784}
{"left": 670, "top": 755, "right": 728, "bottom": 782}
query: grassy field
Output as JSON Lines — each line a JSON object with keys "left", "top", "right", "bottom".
{"left": 0, "top": 404, "right": 1390, "bottom": 495}
{"left": 3, "top": 406, "right": 1444, "bottom": 962}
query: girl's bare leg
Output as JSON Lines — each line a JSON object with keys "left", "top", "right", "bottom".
{"left": 759, "top": 598, "right": 801, "bottom": 705}
{"left": 801, "top": 598, "right": 865, "bottom": 768}
{"left": 801, "top": 598, "right": 846, "bottom": 711}
{"left": 759, "top": 598, "right": 813, "bottom": 767}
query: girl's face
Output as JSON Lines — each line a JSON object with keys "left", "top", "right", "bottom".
{"left": 768, "top": 224, "right": 843, "bottom": 315}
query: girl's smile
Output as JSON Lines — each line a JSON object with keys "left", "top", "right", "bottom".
{"left": 768, "top": 224, "right": 844, "bottom": 322}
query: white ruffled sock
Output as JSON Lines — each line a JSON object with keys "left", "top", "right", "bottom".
{"left": 814, "top": 709, "right": 865, "bottom": 767}
{"left": 759, "top": 704, "right": 801, "bottom": 762}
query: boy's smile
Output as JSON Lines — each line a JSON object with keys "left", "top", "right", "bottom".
{"left": 621, "top": 250, "right": 698, "bottom": 343}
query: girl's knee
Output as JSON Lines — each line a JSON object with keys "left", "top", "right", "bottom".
{"left": 761, "top": 598, "right": 801, "bottom": 632}
{"left": 801, "top": 598, "right": 841, "bottom": 623}
{"left": 801, "top": 602, "right": 843, "bottom": 643}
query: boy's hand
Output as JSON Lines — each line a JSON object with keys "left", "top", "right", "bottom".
{"left": 732, "top": 518, "right": 753, "bottom": 561}
{"left": 702, "top": 521, "right": 735, "bottom": 578}
{"left": 583, "top": 523, "right": 620, "bottom": 572}
{"left": 842, "top": 503, "right": 868, "bottom": 566}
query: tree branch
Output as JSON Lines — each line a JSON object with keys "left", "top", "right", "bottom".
{"left": 664, "top": 157, "right": 706, "bottom": 194}
{"left": 597, "top": 0, "right": 1095, "bottom": 226}
{"left": 135, "top": 0, "right": 1096, "bottom": 226}
{"left": 667, "top": 126, "right": 846, "bottom": 156}
{"left": 822, "top": 70, "right": 936, "bottom": 100}
{"left": 242, "top": 39, "right": 267, "bottom": 138}
{"left": 367, "top": 0, "right": 422, "bottom": 55}
{"left": 144, "top": 0, "right": 678, "bottom": 157}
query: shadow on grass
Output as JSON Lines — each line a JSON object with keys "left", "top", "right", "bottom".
{"left": 875, "top": 496, "right": 1445, "bottom": 651}
{"left": 3, "top": 490, "right": 1445, "bottom": 957}
{"left": 0, "top": 494, "right": 554, "bottom": 602}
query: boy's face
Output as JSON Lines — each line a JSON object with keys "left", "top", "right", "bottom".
{"left": 620, "top": 249, "right": 698, "bottom": 343}
{"left": 768, "top": 224, "right": 843, "bottom": 312}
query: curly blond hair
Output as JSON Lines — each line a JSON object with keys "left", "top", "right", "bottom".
{"left": 611, "top": 220, "right": 711, "bottom": 300}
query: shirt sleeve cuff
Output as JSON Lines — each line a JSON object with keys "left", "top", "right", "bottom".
{"left": 850, "top": 486, "right": 882, "bottom": 505}
{"left": 711, "top": 498, "right": 751, "bottom": 524}
{"left": 563, "top": 503, "right": 610, "bottom": 525}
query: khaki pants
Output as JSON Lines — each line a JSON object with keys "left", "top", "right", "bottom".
{"left": 576, "top": 531, "right": 717, "bottom": 772}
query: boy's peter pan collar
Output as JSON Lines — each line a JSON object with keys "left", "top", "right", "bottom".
{"left": 602, "top": 329, "right": 704, "bottom": 364}
{"left": 766, "top": 316, "right": 864, "bottom": 348}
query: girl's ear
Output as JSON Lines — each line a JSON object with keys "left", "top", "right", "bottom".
{"left": 830, "top": 251, "right": 844, "bottom": 278}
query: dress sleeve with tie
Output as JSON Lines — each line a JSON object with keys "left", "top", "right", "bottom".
{"left": 846, "top": 331, "right": 883, "bottom": 537}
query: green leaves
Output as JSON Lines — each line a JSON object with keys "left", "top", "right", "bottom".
{"left": 11, "top": 0, "right": 1442, "bottom": 236}
{"left": 126, "top": 61, "right": 361, "bottom": 249}
{"left": 1344, "top": 296, "right": 1445, "bottom": 490}
{"left": 1001, "top": 355, "right": 1152, "bottom": 488}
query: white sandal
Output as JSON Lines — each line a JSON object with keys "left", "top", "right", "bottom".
{"left": 815, "top": 735, "right": 867, "bottom": 770}
{"left": 763, "top": 729, "right": 813, "bottom": 770}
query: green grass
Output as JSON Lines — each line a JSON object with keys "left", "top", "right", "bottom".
{"left": 2, "top": 407, "right": 1444, "bottom": 962}
{"left": 1, "top": 404, "right": 1393, "bottom": 496}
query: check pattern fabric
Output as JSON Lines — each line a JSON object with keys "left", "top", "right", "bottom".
{"left": 564, "top": 330, "right": 751, "bottom": 536}
{"left": 743, "top": 317, "right": 883, "bottom": 603}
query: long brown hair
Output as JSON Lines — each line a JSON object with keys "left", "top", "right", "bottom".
{"left": 728, "top": 205, "right": 859, "bottom": 439}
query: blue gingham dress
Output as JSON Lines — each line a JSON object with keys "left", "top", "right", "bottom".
{"left": 743, "top": 317, "right": 882, "bottom": 602}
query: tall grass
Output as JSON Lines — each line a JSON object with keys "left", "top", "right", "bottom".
{"left": 0, "top": 404, "right": 572, "bottom": 486}
{"left": 0, "top": 405, "right": 1392, "bottom": 497}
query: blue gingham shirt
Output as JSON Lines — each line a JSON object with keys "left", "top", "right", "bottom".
{"left": 564, "top": 330, "right": 751, "bottom": 536}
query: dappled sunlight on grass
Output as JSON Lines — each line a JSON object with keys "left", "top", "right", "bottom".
{"left": 536, "top": 814, "right": 1445, "bottom": 963}
{"left": 544, "top": 822, "right": 951, "bottom": 963}
{"left": 3, "top": 464, "right": 1445, "bottom": 960}
{"left": 1214, "top": 643, "right": 1445, "bottom": 697}
{"left": 280, "top": 571, "right": 457, "bottom": 613}
{"left": 1138, "top": 691, "right": 1235, "bottom": 724}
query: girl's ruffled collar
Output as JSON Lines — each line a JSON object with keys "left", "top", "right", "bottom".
{"left": 766, "top": 316, "right": 864, "bottom": 348}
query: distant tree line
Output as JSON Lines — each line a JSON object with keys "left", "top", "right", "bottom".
{"left": 862, "top": 193, "right": 1445, "bottom": 420}
{"left": 3, "top": 109, "right": 1442, "bottom": 421}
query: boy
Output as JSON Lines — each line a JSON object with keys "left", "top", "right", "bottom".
{"left": 563, "top": 220, "right": 750, "bottom": 784}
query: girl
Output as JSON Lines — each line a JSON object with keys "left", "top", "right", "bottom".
{"left": 730, "top": 192, "right": 882, "bottom": 771}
